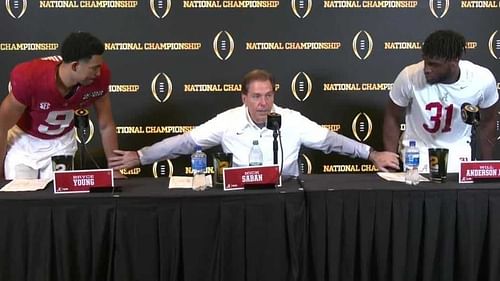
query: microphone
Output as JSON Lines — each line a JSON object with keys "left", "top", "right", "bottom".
{"left": 266, "top": 112, "right": 281, "bottom": 131}
{"left": 74, "top": 108, "right": 89, "bottom": 129}
{"left": 461, "top": 103, "right": 480, "bottom": 125}
{"left": 266, "top": 112, "right": 282, "bottom": 165}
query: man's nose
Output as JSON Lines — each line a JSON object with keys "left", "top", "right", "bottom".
{"left": 258, "top": 96, "right": 268, "bottom": 105}
{"left": 423, "top": 64, "right": 431, "bottom": 74}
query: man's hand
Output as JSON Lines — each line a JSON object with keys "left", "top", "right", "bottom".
{"left": 368, "top": 150, "right": 400, "bottom": 172}
{"left": 108, "top": 149, "right": 141, "bottom": 171}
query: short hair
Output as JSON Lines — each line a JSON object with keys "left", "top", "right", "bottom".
{"left": 242, "top": 69, "right": 276, "bottom": 94}
{"left": 422, "top": 30, "right": 466, "bottom": 60}
{"left": 60, "top": 32, "right": 105, "bottom": 63}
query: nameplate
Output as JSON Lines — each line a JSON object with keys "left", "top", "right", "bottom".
{"left": 459, "top": 161, "right": 500, "bottom": 183}
{"left": 54, "top": 169, "right": 114, "bottom": 193}
{"left": 223, "top": 165, "right": 281, "bottom": 191}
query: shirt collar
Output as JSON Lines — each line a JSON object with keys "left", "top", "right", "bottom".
{"left": 238, "top": 104, "right": 278, "bottom": 132}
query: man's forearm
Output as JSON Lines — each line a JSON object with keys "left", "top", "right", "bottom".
{"left": 383, "top": 117, "right": 401, "bottom": 153}
{"left": 139, "top": 133, "right": 197, "bottom": 165}
{"left": 479, "top": 104, "right": 498, "bottom": 159}
{"left": 0, "top": 131, "right": 7, "bottom": 178}
{"left": 479, "top": 122, "right": 496, "bottom": 159}
{"left": 100, "top": 124, "right": 119, "bottom": 164}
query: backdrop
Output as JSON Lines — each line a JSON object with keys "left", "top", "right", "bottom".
{"left": 1, "top": 0, "right": 499, "bottom": 177}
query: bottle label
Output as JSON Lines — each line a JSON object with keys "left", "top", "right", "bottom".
{"left": 405, "top": 153, "right": 420, "bottom": 166}
{"left": 192, "top": 158, "right": 206, "bottom": 172}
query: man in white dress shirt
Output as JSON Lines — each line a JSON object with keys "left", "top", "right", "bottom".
{"left": 111, "top": 69, "right": 399, "bottom": 176}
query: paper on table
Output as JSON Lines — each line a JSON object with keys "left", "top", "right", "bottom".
{"left": 1, "top": 178, "right": 52, "bottom": 192}
{"left": 168, "top": 175, "right": 213, "bottom": 189}
{"left": 377, "top": 172, "right": 429, "bottom": 182}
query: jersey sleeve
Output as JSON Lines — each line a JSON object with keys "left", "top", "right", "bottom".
{"left": 389, "top": 67, "right": 412, "bottom": 107}
{"left": 9, "top": 62, "right": 32, "bottom": 106}
{"left": 479, "top": 69, "right": 499, "bottom": 109}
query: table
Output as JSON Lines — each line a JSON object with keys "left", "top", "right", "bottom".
{"left": 1, "top": 174, "right": 499, "bottom": 281}
{"left": 0, "top": 177, "right": 306, "bottom": 281}
{"left": 304, "top": 173, "right": 500, "bottom": 281}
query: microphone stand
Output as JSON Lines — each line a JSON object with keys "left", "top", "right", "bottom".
{"left": 461, "top": 103, "right": 481, "bottom": 161}
{"left": 273, "top": 129, "right": 279, "bottom": 165}
{"left": 78, "top": 127, "right": 88, "bottom": 169}
{"left": 471, "top": 121, "right": 479, "bottom": 161}
{"left": 75, "top": 109, "right": 90, "bottom": 170}
{"left": 266, "top": 112, "right": 282, "bottom": 166}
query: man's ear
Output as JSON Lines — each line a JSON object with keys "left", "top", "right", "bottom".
{"left": 70, "top": 61, "right": 79, "bottom": 72}
{"left": 241, "top": 93, "right": 247, "bottom": 104}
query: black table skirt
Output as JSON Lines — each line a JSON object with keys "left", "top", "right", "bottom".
{"left": 305, "top": 174, "right": 500, "bottom": 281}
{"left": 1, "top": 174, "right": 499, "bottom": 281}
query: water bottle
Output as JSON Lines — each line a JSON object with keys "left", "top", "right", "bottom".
{"left": 191, "top": 146, "right": 207, "bottom": 175}
{"left": 404, "top": 140, "right": 420, "bottom": 186}
{"left": 249, "top": 140, "right": 263, "bottom": 166}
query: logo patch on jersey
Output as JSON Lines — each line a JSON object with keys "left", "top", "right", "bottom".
{"left": 82, "top": 91, "right": 104, "bottom": 100}
{"left": 39, "top": 102, "right": 50, "bottom": 110}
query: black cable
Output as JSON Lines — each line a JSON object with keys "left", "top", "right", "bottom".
{"left": 77, "top": 128, "right": 101, "bottom": 170}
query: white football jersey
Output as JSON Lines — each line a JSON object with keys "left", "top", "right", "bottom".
{"left": 390, "top": 60, "right": 498, "bottom": 172}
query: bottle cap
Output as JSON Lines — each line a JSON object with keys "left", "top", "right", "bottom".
{"left": 252, "top": 140, "right": 259, "bottom": 145}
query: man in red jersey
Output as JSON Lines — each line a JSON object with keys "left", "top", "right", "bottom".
{"left": 0, "top": 32, "right": 122, "bottom": 180}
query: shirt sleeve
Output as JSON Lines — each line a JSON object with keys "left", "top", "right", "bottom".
{"left": 9, "top": 63, "right": 31, "bottom": 106}
{"left": 292, "top": 111, "right": 371, "bottom": 159}
{"left": 319, "top": 131, "right": 372, "bottom": 159}
{"left": 389, "top": 67, "right": 412, "bottom": 107}
{"left": 190, "top": 111, "right": 232, "bottom": 147}
{"left": 478, "top": 69, "right": 499, "bottom": 109}
{"left": 138, "top": 133, "right": 197, "bottom": 165}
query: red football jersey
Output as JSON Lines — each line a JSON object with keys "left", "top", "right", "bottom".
{"left": 9, "top": 56, "right": 111, "bottom": 139}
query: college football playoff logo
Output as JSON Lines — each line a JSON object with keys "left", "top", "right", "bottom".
{"left": 351, "top": 112, "right": 373, "bottom": 142}
{"left": 151, "top": 72, "right": 173, "bottom": 103}
{"left": 488, "top": 30, "right": 500, "bottom": 59}
{"left": 153, "top": 159, "right": 173, "bottom": 178}
{"left": 291, "top": 0, "right": 312, "bottom": 18}
{"left": 213, "top": 31, "right": 235, "bottom": 61}
{"left": 150, "top": 0, "right": 171, "bottom": 19}
{"left": 429, "top": 0, "right": 449, "bottom": 19}
{"left": 352, "top": 30, "right": 373, "bottom": 60}
{"left": 299, "top": 153, "right": 312, "bottom": 174}
{"left": 291, "top": 72, "right": 312, "bottom": 102}
{"left": 5, "top": 0, "right": 27, "bottom": 19}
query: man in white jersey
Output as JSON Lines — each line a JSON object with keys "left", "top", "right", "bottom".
{"left": 383, "top": 30, "right": 499, "bottom": 173}
{"left": 110, "top": 69, "right": 400, "bottom": 176}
